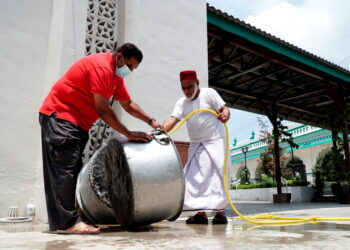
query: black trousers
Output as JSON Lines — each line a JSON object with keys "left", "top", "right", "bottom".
{"left": 39, "top": 113, "right": 89, "bottom": 231}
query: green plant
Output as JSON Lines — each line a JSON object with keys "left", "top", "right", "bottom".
{"left": 236, "top": 182, "right": 275, "bottom": 189}
{"left": 312, "top": 167, "right": 324, "bottom": 199}
{"left": 312, "top": 147, "right": 348, "bottom": 201}
{"left": 256, "top": 118, "right": 289, "bottom": 180}
{"left": 231, "top": 180, "right": 309, "bottom": 190}
{"left": 285, "top": 155, "right": 307, "bottom": 181}
{"left": 286, "top": 180, "right": 309, "bottom": 186}
{"left": 239, "top": 168, "right": 250, "bottom": 184}
{"left": 261, "top": 174, "right": 273, "bottom": 184}
{"left": 315, "top": 147, "right": 346, "bottom": 181}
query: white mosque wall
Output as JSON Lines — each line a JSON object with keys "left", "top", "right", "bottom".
{"left": 0, "top": 0, "right": 88, "bottom": 220}
{"left": 232, "top": 158, "right": 259, "bottom": 183}
{"left": 230, "top": 186, "right": 314, "bottom": 202}
{"left": 115, "top": 0, "right": 208, "bottom": 142}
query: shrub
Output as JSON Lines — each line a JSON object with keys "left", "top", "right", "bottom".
{"left": 287, "top": 180, "right": 309, "bottom": 186}
{"left": 232, "top": 180, "right": 309, "bottom": 189}
{"left": 261, "top": 174, "right": 273, "bottom": 184}
{"left": 240, "top": 168, "right": 250, "bottom": 184}
{"left": 312, "top": 147, "right": 347, "bottom": 199}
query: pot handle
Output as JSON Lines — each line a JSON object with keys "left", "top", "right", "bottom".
{"left": 151, "top": 129, "right": 170, "bottom": 145}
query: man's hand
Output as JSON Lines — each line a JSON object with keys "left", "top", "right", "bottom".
{"left": 163, "top": 116, "right": 180, "bottom": 132}
{"left": 127, "top": 131, "right": 152, "bottom": 142}
{"left": 150, "top": 120, "right": 164, "bottom": 130}
{"left": 217, "top": 106, "right": 230, "bottom": 123}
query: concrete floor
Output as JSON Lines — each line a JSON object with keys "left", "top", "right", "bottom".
{"left": 1, "top": 201, "right": 350, "bottom": 250}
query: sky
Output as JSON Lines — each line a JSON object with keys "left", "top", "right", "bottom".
{"left": 207, "top": 0, "right": 350, "bottom": 145}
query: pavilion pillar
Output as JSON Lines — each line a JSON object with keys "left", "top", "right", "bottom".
{"left": 331, "top": 130, "right": 338, "bottom": 150}
{"left": 268, "top": 102, "right": 282, "bottom": 194}
{"left": 337, "top": 87, "right": 350, "bottom": 172}
{"left": 326, "top": 81, "right": 350, "bottom": 172}
{"left": 343, "top": 122, "right": 350, "bottom": 172}
{"left": 336, "top": 85, "right": 350, "bottom": 172}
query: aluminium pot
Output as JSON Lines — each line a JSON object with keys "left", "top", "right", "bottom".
{"left": 76, "top": 130, "right": 185, "bottom": 227}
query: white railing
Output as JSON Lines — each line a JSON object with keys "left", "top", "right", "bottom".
{"left": 281, "top": 177, "right": 289, "bottom": 193}
{"left": 231, "top": 179, "right": 241, "bottom": 190}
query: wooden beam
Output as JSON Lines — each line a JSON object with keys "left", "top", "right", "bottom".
{"left": 294, "top": 93, "right": 329, "bottom": 104}
{"left": 215, "top": 62, "right": 268, "bottom": 81}
{"left": 278, "top": 89, "right": 327, "bottom": 102}
{"left": 209, "top": 50, "right": 247, "bottom": 71}
{"left": 314, "top": 100, "right": 334, "bottom": 107}
{"left": 211, "top": 85, "right": 327, "bottom": 119}
{"left": 268, "top": 79, "right": 320, "bottom": 95}
{"left": 208, "top": 30, "right": 332, "bottom": 82}
{"left": 208, "top": 36, "right": 215, "bottom": 49}
{"left": 208, "top": 39, "right": 226, "bottom": 60}
{"left": 233, "top": 67, "right": 287, "bottom": 88}
{"left": 257, "top": 74, "right": 305, "bottom": 94}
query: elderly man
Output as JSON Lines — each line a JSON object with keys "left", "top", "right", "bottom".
{"left": 163, "top": 70, "right": 230, "bottom": 224}
{"left": 39, "top": 43, "right": 162, "bottom": 234}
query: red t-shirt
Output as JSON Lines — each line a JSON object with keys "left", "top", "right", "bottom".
{"left": 39, "top": 52, "right": 130, "bottom": 131}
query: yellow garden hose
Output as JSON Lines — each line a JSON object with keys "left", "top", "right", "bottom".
{"left": 168, "top": 108, "right": 350, "bottom": 225}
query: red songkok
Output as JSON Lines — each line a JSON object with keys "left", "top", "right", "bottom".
{"left": 180, "top": 70, "right": 197, "bottom": 81}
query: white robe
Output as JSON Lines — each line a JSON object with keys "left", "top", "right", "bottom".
{"left": 182, "top": 137, "right": 229, "bottom": 211}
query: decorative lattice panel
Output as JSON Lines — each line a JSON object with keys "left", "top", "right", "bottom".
{"left": 85, "top": 0, "right": 118, "bottom": 55}
{"left": 83, "top": 0, "right": 118, "bottom": 165}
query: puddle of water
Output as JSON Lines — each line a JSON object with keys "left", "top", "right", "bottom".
{"left": 2, "top": 220, "right": 350, "bottom": 250}
{"left": 226, "top": 222, "right": 350, "bottom": 247}
{"left": 243, "top": 222, "right": 350, "bottom": 232}
{"left": 42, "top": 240, "right": 74, "bottom": 250}
{"left": 0, "top": 222, "right": 48, "bottom": 233}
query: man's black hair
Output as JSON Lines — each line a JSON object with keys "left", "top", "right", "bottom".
{"left": 112, "top": 42, "right": 143, "bottom": 63}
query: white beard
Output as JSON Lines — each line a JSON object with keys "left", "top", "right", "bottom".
{"left": 186, "top": 84, "right": 198, "bottom": 101}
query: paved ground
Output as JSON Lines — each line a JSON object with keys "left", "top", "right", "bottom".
{"left": 1, "top": 201, "right": 350, "bottom": 249}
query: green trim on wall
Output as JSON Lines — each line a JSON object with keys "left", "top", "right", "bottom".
{"left": 231, "top": 127, "right": 333, "bottom": 164}
{"left": 232, "top": 136, "right": 332, "bottom": 164}
{"left": 232, "top": 153, "right": 262, "bottom": 164}
{"left": 284, "top": 139, "right": 332, "bottom": 153}
{"left": 288, "top": 124, "right": 309, "bottom": 132}
{"left": 231, "top": 140, "right": 260, "bottom": 152}
{"left": 207, "top": 10, "right": 350, "bottom": 83}
{"left": 230, "top": 125, "right": 320, "bottom": 152}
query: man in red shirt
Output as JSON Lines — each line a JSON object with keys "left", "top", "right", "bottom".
{"left": 39, "top": 43, "right": 162, "bottom": 234}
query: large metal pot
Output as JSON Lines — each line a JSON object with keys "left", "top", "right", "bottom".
{"left": 76, "top": 130, "right": 185, "bottom": 227}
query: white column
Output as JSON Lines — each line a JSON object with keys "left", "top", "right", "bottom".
{"left": 0, "top": 0, "right": 88, "bottom": 221}
{"left": 0, "top": 0, "right": 54, "bottom": 219}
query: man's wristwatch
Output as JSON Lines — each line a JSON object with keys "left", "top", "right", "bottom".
{"left": 148, "top": 118, "right": 155, "bottom": 125}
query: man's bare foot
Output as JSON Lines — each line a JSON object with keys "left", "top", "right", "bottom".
{"left": 57, "top": 222, "right": 100, "bottom": 234}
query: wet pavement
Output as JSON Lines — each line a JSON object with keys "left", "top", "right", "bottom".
{"left": 1, "top": 201, "right": 350, "bottom": 249}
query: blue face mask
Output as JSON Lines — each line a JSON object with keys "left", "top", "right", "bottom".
{"left": 115, "top": 64, "right": 131, "bottom": 78}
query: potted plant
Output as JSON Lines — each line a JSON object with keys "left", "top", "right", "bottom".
{"left": 257, "top": 118, "right": 292, "bottom": 203}
{"left": 273, "top": 193, "right": 291, "bottom": 203}
{"left": 312, "top": 146, "right": 350, "bottom": 203}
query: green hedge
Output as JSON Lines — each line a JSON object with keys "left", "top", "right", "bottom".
{"left": 231, "top": 180, "right": 309, "bottom": 190}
